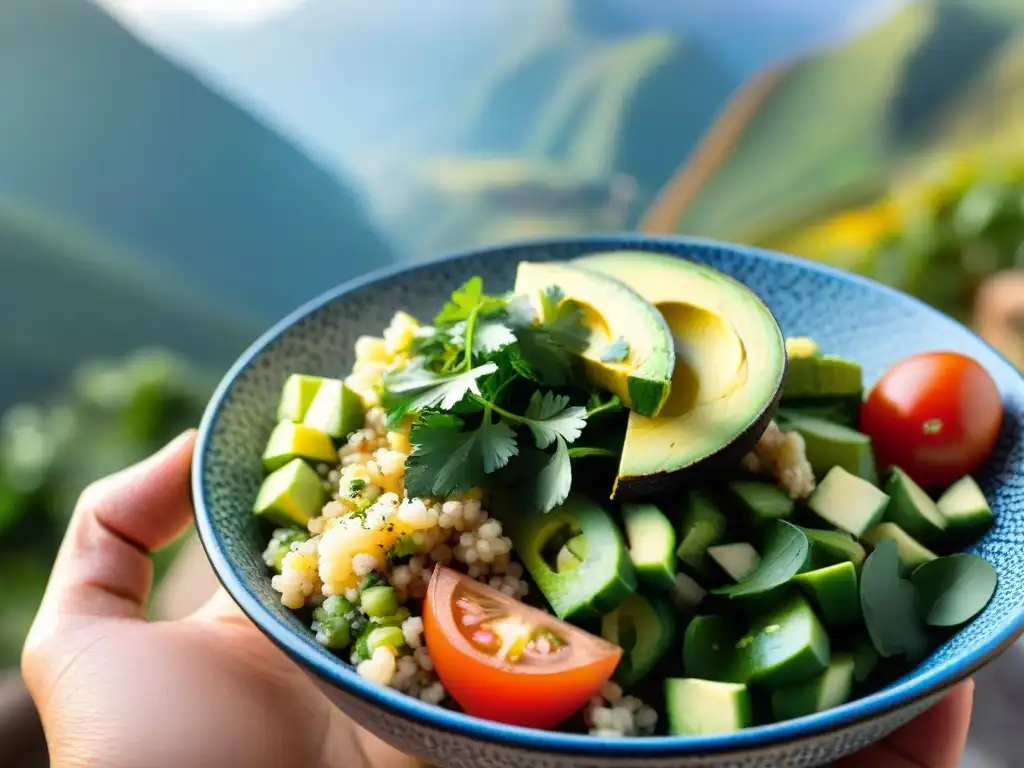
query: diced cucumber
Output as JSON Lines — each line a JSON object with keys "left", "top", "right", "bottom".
{"left": 708, "top": 543, "right": 760, "bottom": 583}
{"left": 851, "top": 635, "right": 880, "bottom": 683}
{"left": 361, "top": 586, "right": 399, "bottom": 618}
{"left": 937, "top": 476, "right": 994, "bottom": 544}
{"left": 729, "top": 481, "right": 795, "bottom": 528}
{"left": 303, "top": 378, "right": 365, "bottom": 439}
{"left": 277, "top": 373, "right": 326, "bottom": 422}
{"left": 666, "top": 679, "right": 753, "bottom": 735}
{"left": 802, "top": 527, "right": 866, "bottom": 569}
{"left": 777, "top": 396, "right": 862, "bottom": 429}
{"left": 884, "top": 468, "right": 948, "bottom": 550}
{"left": 602, "top": 592, "right": 677, "bottom": 688}
{"left": 622, "top": 503, "right": 677, "bottom": 591}
{"left": 771, "top": 653, "right": 855, "bottom": 721}
{"left": 556, "top": 534, "right": 589, "bottom": 573}
{"left": 675, "top": 491, "right": 728, "bottom": 578}
{"left": 262, "top": 421, "right": 338, "bottom": 471}
{"left": 807, "top": 467, "right": 889, "bottom": 537}
{"left": 253, "top": 458, "right": 326, "bottom": 528}
{"left": 670, "top": 571, "right": 707, "bottom": 612}
{"left": 783, "top": 352, "right": 863, "bottom": 399}
{"left": 366, "top": 625, "right": 407, "bottom": 655}
{"left": 683, "top": 615, "right": 741, "bottom": 683}
{"left": 782, "top": 414, "right": 877, "bottom": 484}
{"left": 862, "top": 523, "right": 938, "bottom": 575}
{"left": 793, "top": 562, "right": 861, "bottom": 628}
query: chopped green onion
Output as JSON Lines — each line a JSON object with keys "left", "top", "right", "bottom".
{"left": 367, "top": 625, "right": 407, "bottom": 655}
{"left": 361, "top": 586, "right": 399, "bottom": 618}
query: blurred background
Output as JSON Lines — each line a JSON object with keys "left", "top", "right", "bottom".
{"left": 4, "top": 0, "right": 1024, "bottom": 764}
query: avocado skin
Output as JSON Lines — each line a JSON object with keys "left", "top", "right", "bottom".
{"left": 627, "top": 375, "right": 672, "bottom": 422}
{"left": 612, "top": 377, "right": 785, "bottom": 501}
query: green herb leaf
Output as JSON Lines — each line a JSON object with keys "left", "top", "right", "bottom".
{"left": 911, "top": 554, "right": 997, "bottom": 627}
{"left": 521, "top": 391, "right": 587, "bottom": 449}
{"left": 585, "top": 391, "right": 622, "bottom": 420}
{"left": 860, "top": 540, "right": 930, "bottom": 661}
{"left": 522, "top": 437, "right": 573, "bottom": 514}
{"left": 505, "top": 295, "right": 537, "bottom": 328}
{"left": 382, "top": 362, "right": 497, "bottom": 424}
{"left": 451, "top": 318, "right": 517, "bottom": 355}
{"left": 712, "top": 521, "right": 809, "bottom": 597}
{"left": 434, "top": 277, "right": 483, "bottom": 326}
{"left": 600, "top": 338, "right": 630, "bottom": 363}
{"left": 403, "top": 411, "right": 518, "bottom": 498}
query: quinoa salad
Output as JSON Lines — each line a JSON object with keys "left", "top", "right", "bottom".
{"left": 253, "top": 255, "right": 1001, "bottom": 738}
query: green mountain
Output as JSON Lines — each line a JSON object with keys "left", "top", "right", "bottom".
{"left": 674, "top": 0, "right": 1024, "bottom": 239}
{"left": 0, "top": 199, "right": 259, "bottom": 409}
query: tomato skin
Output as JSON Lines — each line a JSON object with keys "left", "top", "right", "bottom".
{"left": 861, "top": 352, "right": 1003, "bottom": 489}
{"left": 423, "top": 567, "right": 621, "bottom": 729}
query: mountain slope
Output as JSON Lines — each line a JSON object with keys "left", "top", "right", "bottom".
{"left": 0, "top": 0, "right": 396, "bottom": 319}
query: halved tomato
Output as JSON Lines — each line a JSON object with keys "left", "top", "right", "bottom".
{"left": 423, "top": 566, "right": 622, "bottom": 729}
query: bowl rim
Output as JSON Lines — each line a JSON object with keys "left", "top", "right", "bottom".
{"left": 193, "top": 233, "right": 1024, "bottom": 756}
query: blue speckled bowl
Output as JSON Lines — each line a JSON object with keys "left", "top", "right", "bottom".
{"left": 193, "top": 236, "right": 1024, "bottom": 768}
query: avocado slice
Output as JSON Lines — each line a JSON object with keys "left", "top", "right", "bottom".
{"left": 665, "top": 679, "right": 753, "bottom": 735}
{"left": 513, "top": 261, "right": 674, "bottom": 417}
{"left": 277, "top": 373, "right": 327, "bottom": 422}
{"left": 501, "top": 493, "right": 636, "bottom": 621}
{"left": 728, "top": 480, "right": 795, "bottom": 529}
{"left": 675, "top": 490, "right": 728, "bottom": 578}
{"left": 937, "top": 475, "right": 994, "bottom": 545}
{"left": 683, "top": 595, "right": 831, "bottom": 689}
{"left": 575, "top": 252, "right": 786, "bottom": 499}
{"left": 777, "top": 413, "right": 877, "bottom": 484}
{"left": 782, "top": 352, "right": 862, "bottom": 400}
{"left": 262, "top": 421, "right": 338, "bottom": 471}
{"left": 792, "top": 562, "right": 861, "bottom": 628}
{"left": 807, "top": 467, "right": 889, "bottom": 537}
{"left": 601, "top": 591, "right": 677, "bottom": 688}
{"left": 622, "top": 503, "right": 676, "bottom": 591}
{"left": 708, "top": 543, "right": 760, "bottom": 583}
{"left": 883, "top": 467, "right": 949, "bottom": 551}
{"left": 771, "top": 653, "right": 855, "bottom": 721}
{"left": 253, "top": 458, "right": 326, "bottom": 528}
{"left": 862, "top": 523, "right": 938, "bottom": 575}
{"left": 801, "top": 527, "right": 866, "bottom": 570}
{"left": 303, "top": 378, "right": 365, "bottom": 439}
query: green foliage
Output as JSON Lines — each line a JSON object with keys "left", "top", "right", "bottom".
{"left": 0, "top": 348, "right": 214, "bottom": 666}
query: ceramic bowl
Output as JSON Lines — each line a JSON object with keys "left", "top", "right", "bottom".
{"left": 193, "top": 235, "right": 1024, "bottom": 767}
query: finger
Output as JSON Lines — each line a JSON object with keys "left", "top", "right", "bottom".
{"left": 35, "top": 430, "right": 196, "bottom": 623}
{"left": 837, "top": 679, "right": 974, "bottom": 768}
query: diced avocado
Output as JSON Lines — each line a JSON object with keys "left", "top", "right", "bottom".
{"left": 602, "top": 592, "right": 677, "bottom": 688}
{"left": 785, "top": 337, "right": 820, "bottom": 358}
{"left": 683, "top": 596, "right": 831, "bottom": 689}
{"left": 303, "top": 378, "right": 365, "bottom": 439}
{"left": 771, "top": 653, "right": 855, "bottom": 721}
{"left": 884, "top": 468, "right": 948, "bottom": 550}
{"left": 792, "top": 562, "right": 860, "bottom": 628}
{"left": 782, "top": 348, "right": 863, "bottom": 399}
{"left": 863, "top": 523, "right": 938, "bottom": 575}
{"left": 277, "top": 373, "right": 326, "bottom": 422}
{"left": 736, "top": 594, "right": 831, "bottom": 689}
{"left": 575, "top": 252, "right": 786, "bottom": 499}
{"left": 513, "top": 261, "right": 674, "bottom": 418}
{"left": 262, "top": 421, "right": 338, "bottom": 471}
{"left": 708, "top": 543, "right": 761, "bottom": 583}
{"left": 501, "top": 493, "right": 636, "bottom": 621}
{"left": 807, "top": 467, "right": 889, "bottom": 537}
{"left": 666, "top": 679, "right": 753, "bottom": 735}
{"left": 675, "top": 491, "right": 728, "bottom": 578}
{"left": 622, "top": 503, "right": 676, "bottom": 591}
{"left": 729, "top": 480, "right": 795, "bottom": 528}
{"left": 777, "top": 396, "right": 862, "bottom": 429}
{"left": 671, "top": 572, "right": 708, "bottom": 612}
{"left": 780, "top": 414, "right": 877, "bottom": 484}
{"left": 253, "top": 458, "right": 326, "bottom": 528}
{"left": 937, "top": 476, "right": 995, "bottom": 544}
{"left": 802, "top": 527, "right": 866, "bottom": 569}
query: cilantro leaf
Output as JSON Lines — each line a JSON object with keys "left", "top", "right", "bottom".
{"left": 434, "top": 277, "right": 483, "bottom": 326}
{"left": 382, "top": 361, "right": 497, "bottom": 424}
{"left": 505, "top": 295, "right": 537, "bottom": 328}
{"left": 523, "top": 437, "right": 573, "bottom": 514}
{"left": 585, "top": 391, "right": 622, "bottom": 420}
{"left": 521, "top": 390, "right": 587, "bottom": 449}
{"left": 601, "top": 338, "right": 630, "bottom": 363}
{"left": 540, "top": 288, "right": 590, "bottom": 354}
{"left": 451, "top": 318, "right": 517, "bottom": 356}
{"left": 404, "top": 412, "right": 519, "bottom": 498}
{"left": 511, "top": 286, "right": 591, "bottom": 386}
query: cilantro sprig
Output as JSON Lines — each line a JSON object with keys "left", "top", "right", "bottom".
{"left": 380, "top": 276, "right": 621, "bottom": 513}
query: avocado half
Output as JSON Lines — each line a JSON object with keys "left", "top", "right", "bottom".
{"left": 514, "top": 261, "right": 675, "bottom": 417}
{"left": 575, "top": 252, "right": 787, "bottom": 499}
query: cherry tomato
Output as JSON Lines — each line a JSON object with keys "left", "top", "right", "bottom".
{"left": 861, "top": 352, "right": 1003, "bottom": 489}
{"left": 423, "top": 566, "right": 621, "bottom": 729}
